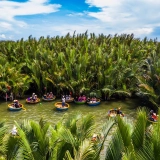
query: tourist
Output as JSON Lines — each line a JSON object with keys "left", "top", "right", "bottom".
{"left": 32, "top": 93, "right": 36, "bottom": 101}
{"left": 149, "top": 110, "right": 158, "bottom": 121}
{"left": 91, "top": 134, "right": 98, "bottom": 142}
{"left": 49, "top": 92, "right": 54, "bottom": 98}
{"left": 10, "top": 92, "right": 13, "bottom": 101}
{"left": 117, "top": 107, "right": 124, "bottom": 117}
{"left": 87, "top": 97, "right": 90, "bottom": 102}
{"left": 46, "top": 93, "right": 50, "bottom": 98}
{"left": 152, "top": 113, "right": 158, "bottom": 121}
{"left": 92, "top": 97, "right": 97, "bottom": 102}
{"left": 62, "top": 96, "right": 66, "bottom": 107}
{"left": 82, "top": 95, "right": 86, "bottom": 101}
{"left": 13, "top": 100, "right": 20, "bottom": 108}
{"left": 11, "top": 125, "right": 17, "bottom": 136}
{"left": 78, "top": 96, "right": 82, "bottom": 101}
{"left": 66, "top": 95, "right": 69, "bottom": 100}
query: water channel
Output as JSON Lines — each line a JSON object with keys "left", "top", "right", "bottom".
{"left": 0, "top": 97, "right": 140, "bottom": 128}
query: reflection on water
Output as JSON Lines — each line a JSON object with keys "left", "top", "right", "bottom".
{"left": 0, "top": 98, "right": 139, "bottom": 128}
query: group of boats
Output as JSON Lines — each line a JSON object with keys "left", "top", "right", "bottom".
{"left": 7, "top": 94, "right": 102, "bottom": 112}
{"left": 7, "top": 96, "right": 159, "bottom": 125}
{"left": 55, "top": 98, "right": 101, "bottom": 111}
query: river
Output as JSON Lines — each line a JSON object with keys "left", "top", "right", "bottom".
{"left": 0, "top": 97, "right": 139, "bottom": 128}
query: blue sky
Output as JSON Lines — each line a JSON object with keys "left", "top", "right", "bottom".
{"left": 0, "top": 0, "right": 160, "bottom": 40}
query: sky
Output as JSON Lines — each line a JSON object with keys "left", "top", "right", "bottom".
{"left": 0, "top": 0, "right": 160, "bottom": 41}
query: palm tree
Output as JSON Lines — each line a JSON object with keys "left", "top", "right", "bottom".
{"left": 105, "top": 108, "right": 160, "bottom": 160}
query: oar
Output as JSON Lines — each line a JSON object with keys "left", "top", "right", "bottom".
{"left": 22, "top": 106, "right": 26, "bottom": 111}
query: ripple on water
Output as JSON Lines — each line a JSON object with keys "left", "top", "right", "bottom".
{"left": 0, "top": 99, "right": 139, "bottom": 127}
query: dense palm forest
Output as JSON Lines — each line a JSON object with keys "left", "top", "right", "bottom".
{"left": 0, "top": 109, "right": 160, "bottom": 160}
{"left": 0, "top": 32, "right": 160, "bottom": 109}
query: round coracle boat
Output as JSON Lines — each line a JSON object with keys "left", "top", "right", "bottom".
{"left": 26, "top": 98, "right": 40, "bottom": 104}
{"left": 147, "top": 119, "right": 158, "bottom": 124}
{"left": 55, "top": 102, "right": 69, "bottom": 111}
{"left": 107, "top": 109, "right": 124, "bottom": 117}
{"left": 8, "top": 103, "right": 26, "bottom": 111}
{"left": 65, "top": 97, "right": 74, "bottom": 103}
{"left": 87, "top": 99, "right": 101, "bottom": 106}
{"left": 42, "top": 96, "right": 56, "bottom": 102}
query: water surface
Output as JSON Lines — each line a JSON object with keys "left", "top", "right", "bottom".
{"left": 0, "top": 98, "right": 139, "bottom": 127}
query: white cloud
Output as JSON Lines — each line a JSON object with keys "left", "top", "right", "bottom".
{"left": 67, "top": 13, "right": 84, "bottom": 17}
{"left": 0, "top": 34, "right": 6, "bottom": 39}
{"left": 0, "top": 0, "right": 61, "bottom": 21}
{"left": 0, "top": 0, "right": 61, "bottom": 36}
{"left": 85, "top": 0, "right": 160, "bottom": 37}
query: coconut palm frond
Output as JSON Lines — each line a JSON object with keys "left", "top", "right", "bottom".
{"left": 138, "top": 84, "right": 154, "bottom": 94}
{"left": 15, "top": 121, "right": 35, "bottom": 160}
{"left": 122, "top": 150, "right": 136, "bottom": 160}
{"left": 49, "top": 126, "right": 59, "bottom": 149}
{"left": 46, "top": 77, "right": 57, "bottom": 86}
{"left": 131, "top": 109, "right": 147, "bottom": 150}
{"left": 74, "top": 140, "right": 95, "bottom": 160}
{"left": 58, "top": 127, "right": 76, "bottom": 148}
{"left": 79, "top": 114, "right": 96, "bottom": 140}
{"left": 102, "top": 85, "right": 114, "bottom": 93}
{"left": 152, "top": 120, "right": 160, "bottom": 159}
{"left": 38, "top": 118, "right": 50, "bottom": 135}
{"left": 30, "top": 120, "right": 50, "bottom": 157}
{"left": 148, "top": 97, "right": 159, "bottom": 109}
{"left": 117, "top": 116, "right": 132, "bottom": 147}
{"left": 6, "top": 135, "right": 20, "bottom": 160}
{"left": 94, "top": 118, "right": 115, "bottom": 160}
{"left": 64, "top": 150, "right": 73, "bottom": 160}
{"left": 114, "top": 90, "right": 131, "bottom": 97}
{"left": 105, "top": 130, "right": 123, "bottom": 160}
{"left": 62, "top": 112, "right": 82, "bottom": 129}
{"left": 135, "top": 143, "right": 154, "bottom": 160}
{"left": 0, "top": 122, "right": 8, "bottom": 155}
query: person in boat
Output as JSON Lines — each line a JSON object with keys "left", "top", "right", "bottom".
{"left": 117, "top": 107, "right": 124, "bottom": 117}
{"left": 78, "top": 96, "right": 82, "bottom": 101}
{"left": 11, "top": 125, "right": 17, "bottom": 136}
{"left": 92, "top": 97, "right": 97, "bottom": 103}
{"left": 152, "top": 113, "right": 158, "bottom": 122}
{"left": 32, "top": 93, "right": 36, "bottom": 101}
{"left": 66, "top": 95, "right": 69, "bottom": 100}
{"left": 148, "top": 110, "right": 158, "bottom": 121}
{"left": 87, "top": 97, "right": 90, "bottom": 102}
{"left": 62, "top": 96, "right": 66, "bottom": 107}
{"left": 108, "top": 109, "right": 114, "bottom": 116}
{"left": 43, "top": 94, "right": 47, "bottom": 99}
{"left": 82, "top": 95, "right": 86, "bottom": 101}
{"left": 35, "top": 95, "right": 38, "bottom": 101}
{"left": 91, "top": 134, "right": 98, "bottom": 142}
{"left": 68, "top": 94, "right": 71, "bottom": 99}
{"left": 49, "top": 92, "right": 54, "bottom": 99}
{"left": 13, "top": 100, "right": 20, "bottom": 108}
{"left": 46, "top": 93, "right": 50, "bottom": 99}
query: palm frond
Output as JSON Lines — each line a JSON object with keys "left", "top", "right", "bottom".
{"left": 131, "top": 109, "right": 147, "bottom": 150}
{"left": 105, "top": 130, "right": 123, "bottom": 160}
{"left": 74, "top": 140, "right": 95, "bottom": 160}
{"left": 14, "top": 121, "right": 35, "bottom": 160}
